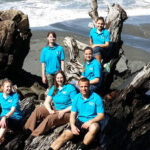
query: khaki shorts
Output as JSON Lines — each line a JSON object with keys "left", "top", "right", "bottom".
{"left": 46, "top": 74, "right": 54, "bottom": 89}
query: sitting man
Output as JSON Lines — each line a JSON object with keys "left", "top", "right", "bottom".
{"left": 49, "top": 78, "right": 104, "bottom": 150}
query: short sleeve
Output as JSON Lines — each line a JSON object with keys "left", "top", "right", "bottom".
{"left": 68, "top": 85, "right": 77, "bottom": 100}
{"left": 71, "top": 95, "right": 78, "bottom": 112}
{"left": 104, "top": 30, "right": 110, "bottom": 42}
{"left": 96, "top": 95, "right": 104, "bottom": 113}
{"left": 60, "top": 46, "right": 65, "bottom": 61}
{"left": 81, "top": 62, "right": 85, "bottom": 76}
{"left": 40, "top": 48, "right": 46, "bottom": 63}
{"left": 12, "top": 93, "right": 19, "bottom": 108}
{"left": 81, "top": 72, "right": 85, "bottom": 76}
{"left": 0, "top": 93, "right": 2, "bottom": 103}
{"left": 48, "top": 86, "right": 55, "bottom": 97}
{"left": 89, "top": 29, "right": 93, "bottom": 38}
{"left": 94, "top": 61, "right": 102, "bottom": 78}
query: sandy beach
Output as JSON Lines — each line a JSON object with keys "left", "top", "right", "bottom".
{"left": 23, "top": 23, "right": 150, "bottom": 77}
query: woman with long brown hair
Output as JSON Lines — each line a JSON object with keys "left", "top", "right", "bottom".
{"left": 24, "top": 71, "right": 77, "bottom": 142}
{"left": 71, "top": 46, "right": 102, "bottom": 93}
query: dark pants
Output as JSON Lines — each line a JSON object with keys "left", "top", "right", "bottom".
{"left": 0, "top": 117, "right": 21, "bottom": 131}
{"left": 93, "top": 42, "right": 114, "bottom": 63}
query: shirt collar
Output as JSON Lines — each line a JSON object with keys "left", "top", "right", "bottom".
{"left": 86, "top": 57, "right": 94, "bottom": 65}
{"left": 48, "top": 43, "right": 57, "bottom": 50}
{"left": 57, "top": 84, "right": 67, "bottom": 91}
{"left": 79, "top": 92, "right": 94, "bottom": 102}
{"left": 94, "top": 27, "right": 104, "bottom": 35}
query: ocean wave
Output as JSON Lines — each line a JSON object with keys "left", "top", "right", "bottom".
{"left": 1, "top": 0, "right": 150, "bottom": 27}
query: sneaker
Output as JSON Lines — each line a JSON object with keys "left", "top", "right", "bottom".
{"left": 104, "top": 62, "right": 110, "bottom": 73}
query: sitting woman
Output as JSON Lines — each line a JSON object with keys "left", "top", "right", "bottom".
{"left": 71, "top": 46, "right": 102, "bottom": 92}
{"left": 0, "top": 79, "right": 22, "bottom": 143}
{"left": 24, "top": 71, "right": 77, "bottom": 139}
{"left": 81, "top": 46, "right": 102, "bottom": 92}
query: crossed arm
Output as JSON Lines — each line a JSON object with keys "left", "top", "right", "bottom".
{"left": 89, "top": 38, "right": 109, "bottom": 49}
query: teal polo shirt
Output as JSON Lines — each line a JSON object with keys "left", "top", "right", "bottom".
{"left": 0, "top": 92, "right": 22, "bottom": 120}
{"left": 48, "top": 84, "right": 77, "bottom": 110}
{"left": 89, "top": 27, "right": 110, "bottom": 44}
{"left": 82, "top": 58, "right": 102, "bottom": 86}
{"left": 71, "top": 92, "right": 104, "bottom": 123}
{"left": 40, "top": 44, "right": 65, "bottom": 74}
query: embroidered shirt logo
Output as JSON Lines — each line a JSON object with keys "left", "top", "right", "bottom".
{"left": 8, "top": 99, "right": 13, "bottom": 103}
{"left": 90, "top": 67, "right": 93, "bottom": 71}
{"left": 62, "top": 91, "right": 66, "bottom": 94}
{"left": 89, "top": 102, "right": 94, "bottom": 106}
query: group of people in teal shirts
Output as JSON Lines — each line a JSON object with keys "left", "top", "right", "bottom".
{"left": 0, "top": 16, "right": 111, "bottom": 150}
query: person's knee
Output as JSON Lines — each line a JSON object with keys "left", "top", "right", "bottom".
{"left": 89, "top": 123, "right": 100, "bottom": 135}
{"left": 34, "top": 106, "right": 42, "bottom": 114}
{"left": 61, "top": 130, "right": 73, "bottom": 141}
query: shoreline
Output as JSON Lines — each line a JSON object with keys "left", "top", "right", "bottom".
{"left": 23, "top": 23, "right": 150, "bottom": 76}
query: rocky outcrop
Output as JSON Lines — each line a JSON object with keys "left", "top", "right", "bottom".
{"left": 0, "top": 9, "right": 32, "bottom": 75}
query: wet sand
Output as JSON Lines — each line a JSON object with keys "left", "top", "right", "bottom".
{"left": 23, "top": 24, "right": 150, "bottom": 76}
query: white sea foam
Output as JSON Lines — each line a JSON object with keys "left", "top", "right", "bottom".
{"left": 1, "top": 0, "right": 150, "bottom": 27}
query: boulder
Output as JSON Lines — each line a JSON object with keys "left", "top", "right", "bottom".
{"left": 0, "top": 9, "right": 32, "bottom": 75}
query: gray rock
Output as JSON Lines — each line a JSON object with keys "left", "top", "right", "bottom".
{"left": 128, "top": 60, "right": 146, "bottom": 74}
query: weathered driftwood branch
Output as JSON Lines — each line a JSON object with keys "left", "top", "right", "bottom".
{"left": 117, "top": 63, "right": 150, "bottom": 101}
{"left": 63, "top": 37, "right": 87, "bottom": 80}
{"left": 88, "top": 0, "right": 98, "bottom": 25}
{"left": 105, "top": 4, "right": 127, "bottom": 42}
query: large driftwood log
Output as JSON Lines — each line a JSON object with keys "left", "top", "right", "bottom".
{"left": 102, "top": 63, "right": 150, "bottom": 150}
{"left": 64, "top": 1, "right": 128, "bottom": 92}
{"left": 117, "top": 64, "right": 150, "bottom": 101}
{"left": 63, "top": 37, "right": 87, "bottom": 80}
{"left": 88, "top": 0, "right": 98, "bottom": 25}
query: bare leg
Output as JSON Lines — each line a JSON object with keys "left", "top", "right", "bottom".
{"left": 0, "top": 128, "right": 7, "bottom": 143}
{"left": 51, "top": 129, "right": 74, "bottom": 150}
{"left": 95, "top": 54, "right": 102, "bottom": 63}
{"left": 83, "top": 123, "right": 100, "bottom": 145}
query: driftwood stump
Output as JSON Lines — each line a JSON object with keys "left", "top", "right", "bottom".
{"left": 64, "top": 0, "right": 128, "bottom": 94}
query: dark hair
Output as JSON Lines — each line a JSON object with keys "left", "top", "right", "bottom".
{"left": 96, "top": 17, "right": 105, "bottom": 23}
{"left": 47, "top": 31, "right": 56, "bottom": 38}
{"left": 53, "top": 71, "right": 67, "bottom": 96}
{"left": 78, "top": 77, "right": 90, "bottom": 85}
{"left": 82, "top": 46, "right": 93, "bottom": 73}
{"left": 0, "top": 78, "right": 12, "bottom": 92}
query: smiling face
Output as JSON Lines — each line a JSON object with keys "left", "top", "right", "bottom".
{"left": 78, "top": 80, "right": 89, "bottom": 97}
{"left": 3, "top": 81, "right": 12, "bottom": 95}
{"left": 84, "top": 49, "right": 93, "bottom": 61}
{"left": 56, "top": 73, "right": 64, "bottom": 86}
{"left": 96, "top": 19, "right": 104, "bottom": 31}
{"left": 47, "top": 33, "right": 56, "bottom": 44}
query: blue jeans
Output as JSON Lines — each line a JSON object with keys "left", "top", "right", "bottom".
{"left": 93, "top": 42, "right": 113, "bottom": 63}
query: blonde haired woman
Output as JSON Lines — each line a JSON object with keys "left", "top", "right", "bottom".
{"left": 0, "top": 79, "right": 22, "bottom": 143}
